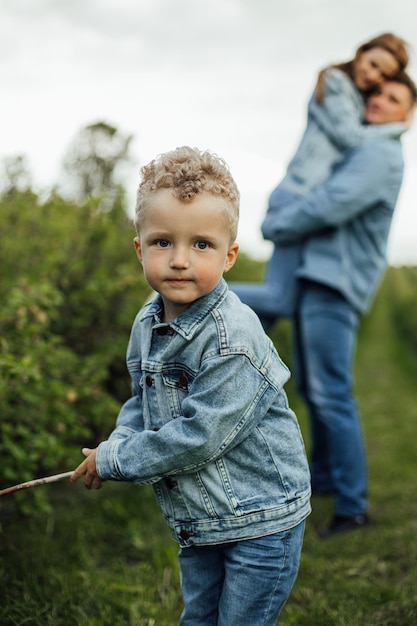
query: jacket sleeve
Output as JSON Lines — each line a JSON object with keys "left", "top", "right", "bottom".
{"left": 95, "top": 347, "right": 284, "bottom": 484}
{"left": 106, "top": 394, "right": 145, "bottom": 441}
{"left": 267, "top": 143, "right": 402, "bottom": 244}
{"left": 310, "top": 69, "right": 406, "bottom": 149}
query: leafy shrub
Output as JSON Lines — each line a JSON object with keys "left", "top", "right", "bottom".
{"left": 0, "top": 190, "right": 150, "bottom": 513}
{"left": 0, "top": 280, "right": 121, "bottom": 513}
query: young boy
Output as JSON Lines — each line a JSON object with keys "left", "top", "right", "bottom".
{"left": 71, "top": 146, "right": 311, "bottom": 625}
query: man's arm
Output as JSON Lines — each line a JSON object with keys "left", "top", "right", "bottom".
{"left": 262, "top": 142, "right": 403, "bottom": 245}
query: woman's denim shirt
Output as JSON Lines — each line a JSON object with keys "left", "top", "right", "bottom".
{"left": 96, "top": 279, "right": 311, "bottom": 546}
{"left": 279, "top": 69, "right": 405, "bottom": 197}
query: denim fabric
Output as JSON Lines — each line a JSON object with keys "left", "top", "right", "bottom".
{"left": 96, "top": 279, "right": 311, "bottom": 546}
{"left": 179, "top": 521, "right": 305, "bottom": 626}
{"left": 278, "top": 68, "right": 404, "bottom": 198}
{"left": 231, "top": 72, "right": 404, "bottom": 327}
{"left": 267, "top": 139, "right": 404, "bottom": 314}
{"left": 230, "top": 187, "right": 301, "bottom": 324}
{"left": 230, "top": 242, "right": 300, "bottom": 327}
{"left": 293, "top": 281, "right": 367, "bottom": 516}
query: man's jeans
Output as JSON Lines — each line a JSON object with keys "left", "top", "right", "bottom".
{"left": 294, "top": 280, "right": 367, "bottom": 516}
{"left": 179, "top": 521, "right": 305, "bottom": 626}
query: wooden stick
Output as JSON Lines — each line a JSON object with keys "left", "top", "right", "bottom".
{"left": 0, "top": 471, "right": 73, "bottom": 497}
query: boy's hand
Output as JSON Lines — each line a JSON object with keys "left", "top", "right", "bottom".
{"left": 70, "top": 448, "right": 103, "bottom": 490}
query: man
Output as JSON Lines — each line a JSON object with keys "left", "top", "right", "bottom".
{"left": 269, "top": 73, "right": 417, "bottom": 538}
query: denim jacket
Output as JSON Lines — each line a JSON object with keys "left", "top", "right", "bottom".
{"left": 267, "top": 138, "right": 404, "bottom": 313}
{"left": 278, "top": 69, "right": 405, "bottom": 197}
{"left": 96, "top": 279, "right": 311, "bottom": 546}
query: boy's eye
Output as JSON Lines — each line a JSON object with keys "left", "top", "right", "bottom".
{"left": 195, "top": 241, "right": 209, "bottom": 250}
{"left": 156, "top": 239, "right": 170, "bottom": 248}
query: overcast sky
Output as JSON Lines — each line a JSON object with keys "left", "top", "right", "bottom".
{"left": 2, "top": 0, "right": 417, "bottom": 264}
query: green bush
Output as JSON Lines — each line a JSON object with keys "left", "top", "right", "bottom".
{"left": 0, "top": 190, "right": 151, "bottom": 513}
{"left": 0, "top": 280, "right": 121, "bottom": 513}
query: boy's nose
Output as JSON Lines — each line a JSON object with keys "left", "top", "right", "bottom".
{"left": 169, "top": 247, "right": 189, "bottom": 268}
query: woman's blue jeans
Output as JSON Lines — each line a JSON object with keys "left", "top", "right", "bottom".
{"left": 178, "top": 521, "right": 305, "bottom": 626}
{"left": 229, "top": 243, "right": 301, "bottom": 331}
{"left": 230, "top": 186, "right": 302, "bottom": 330}
{"left": 294, "top": 280, "right": 367, "bottom": 516}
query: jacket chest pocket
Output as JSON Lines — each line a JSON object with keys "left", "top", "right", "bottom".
{"left": 161, "top": 367, "right": 194, "bottom": 417}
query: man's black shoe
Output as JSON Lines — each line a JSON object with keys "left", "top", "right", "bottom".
{"left": 319, "top": 513, "right": 370, "bottom": 539}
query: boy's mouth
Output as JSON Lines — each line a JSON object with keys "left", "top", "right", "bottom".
{"left": 167, "top": 277, "right": 192, "bottom": 285}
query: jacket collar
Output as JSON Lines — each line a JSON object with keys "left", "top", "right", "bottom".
{"left": 139, "top": 278, "right": 229, "bottom": 339}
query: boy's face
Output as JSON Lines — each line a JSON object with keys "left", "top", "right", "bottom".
{"left": 134, "top": 188, "right": 238, "bottom": 323}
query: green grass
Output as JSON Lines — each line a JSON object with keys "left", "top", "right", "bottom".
{"left": 0, "top": 483, "right": 182, "bottom": 625}
{"left": 280, "top": 284, "right": 417, "bottom": 625}
{"left": 2, "top": 280, "right": 417, "bottom": 624}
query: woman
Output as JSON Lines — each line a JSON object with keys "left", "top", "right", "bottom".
{"left": 230, "top": 33, "right": 410, "bottom": 329}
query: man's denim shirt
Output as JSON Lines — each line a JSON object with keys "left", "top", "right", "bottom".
{"left": 97, "top": 279, "right": 311, "bottom": 547}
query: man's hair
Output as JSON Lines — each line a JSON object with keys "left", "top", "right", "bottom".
{"left": 135, "top": 146, "right": 240, "bottom": 240}
{"left": 388, "top": 70, "right": 417, "bottom": 106}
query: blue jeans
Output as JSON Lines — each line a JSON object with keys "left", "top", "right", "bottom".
{"left": 230, "top": 187, "right": 302, "bottom": 329}
{"left": 178, "top": 521, "right": 305, "bottom": 626}
{"left": 230, "top": 244, "right": 301, "bottom": 331}
{"left": 293, "top": 281, "right": 367, "bottom": 516}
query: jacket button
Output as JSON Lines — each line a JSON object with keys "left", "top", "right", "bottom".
{"left": 164, "top": 477, "right": 177, "bottom": 489}
{"left": 179, "top": 529, "right": 195, "bottom": 540}
{"left": 179, "top": 372, "right": 189, "bottom": 389}
{"left": 145, "top": 376, "right": 154, "bottom": 387}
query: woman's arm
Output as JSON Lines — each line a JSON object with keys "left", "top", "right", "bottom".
{"left": 310, "top": 68, "right": 406, "bottom": 149}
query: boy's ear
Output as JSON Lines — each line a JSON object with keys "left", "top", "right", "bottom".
{"left": 223, "top": 242, "right": 239, "bottom": 273}
{"left": 133, "top": 237, "right": 143, "bottom": 264}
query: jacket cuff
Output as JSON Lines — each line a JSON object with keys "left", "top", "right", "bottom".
{"left": 96, "top": 439, "right": 123, "bottom": 480}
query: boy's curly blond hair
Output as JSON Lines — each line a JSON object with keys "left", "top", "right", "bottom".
{"left": 134, "top": 146, "right": 240, "bottom": 241}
